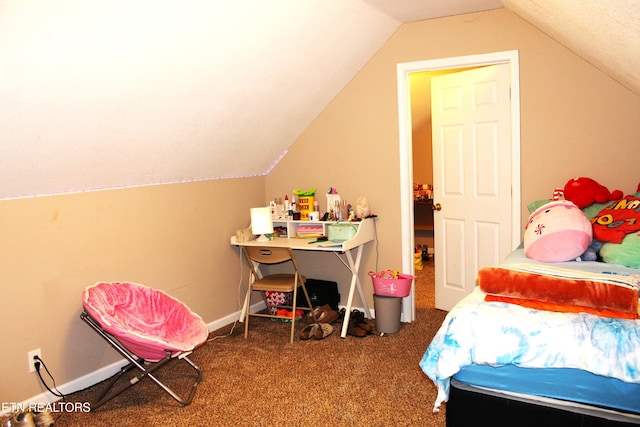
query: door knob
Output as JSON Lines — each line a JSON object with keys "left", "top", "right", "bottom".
{"left": 432, "top": 203, "right": 442, "bottom": 211}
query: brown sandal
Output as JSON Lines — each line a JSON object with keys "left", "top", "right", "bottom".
{"left": 304, "top": 304, "right": 339, "bottom": 324}
{"left": 304, "top": 304, "right": 332, "bottom": 324}
{"left": 313, "top": 323, "right": 333, "bottom": 340}
{"left": 320, "top": 308, "right": 339, "bottom": 324}
{"left": 300, "top": 323, "right": 319, "bottom": 340}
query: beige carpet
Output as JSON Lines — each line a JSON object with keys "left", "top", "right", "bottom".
{"left": 33, "top": 262, "right": 447, "bottom": 426}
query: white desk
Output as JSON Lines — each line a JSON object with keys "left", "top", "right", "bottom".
{"left": 230, "top": 217, "right": 376, "bottom": 338}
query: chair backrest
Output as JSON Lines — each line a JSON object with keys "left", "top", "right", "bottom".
{"left": 243, "top": 246, "right": 295, "bottom": 265}
{"left": 82, "top": 281, "right": 209, "bottom": 360}
{"left": 242, "top": 246, "right": 302, "bottom": 278}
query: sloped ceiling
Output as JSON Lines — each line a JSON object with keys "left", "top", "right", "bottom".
{"left": 501, "top": 0, "right": 640, "bottom": 96}
{"left": 362, "top": 0, "right": 502, "bottom": 22}
{"left": 0, "top": 0, "right": 638, "bottom": 200}
{"left": 0, "top": 0, "right": 401, "bottom": 199}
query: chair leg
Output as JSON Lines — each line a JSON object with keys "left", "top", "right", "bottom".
{"left": 299, "top": 282, "right": 318, "bottom": 323}
{"left": 289, "top": 287, "right": 298, "bottom": 343}
{"left": 90, "top": 352, "right": 202, "bottom": 410}
{"left": 91, "top": 359, "right": 141, "bottom": 408}
{"left": 144, "top": 353, "right": 202, "bottom": 406}
{"left": 243, "top": 277, "right": 317, "bottom": 343}
{"left": 244, "top": 284, "right": 251, "bottom": 339}
{"left": 291, "top": 281, "right": 318, "bottom": 343}
{"left": 80, "top": 312, "right": 203, "bottom": 410}
{"left": 91, "top": 354, "right": 171, "bottom": 410}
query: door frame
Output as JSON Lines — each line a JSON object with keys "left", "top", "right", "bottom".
{"left": 396, "top": 50, "right": 522, "bottom": 322}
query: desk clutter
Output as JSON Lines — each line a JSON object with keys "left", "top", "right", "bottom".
{"left": 269, "top": 187, "right": 371, "bottom": 223}
{"left": 233, "top": 198, "right": 377, "bottom": 338}
{"left": 252, "top": 188, "right": 375, "bottom": 245}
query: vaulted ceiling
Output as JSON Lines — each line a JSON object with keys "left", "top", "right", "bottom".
{"left": 1, "top": 1, "right": 638, "bottom": 200}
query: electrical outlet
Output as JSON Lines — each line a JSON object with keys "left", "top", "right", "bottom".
{"left": 28, "top": 349, "right": 41, "bottom": 373}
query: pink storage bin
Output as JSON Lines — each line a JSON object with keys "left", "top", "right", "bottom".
{"left": 369, "top": 272, "right": 415, "bottom": 298}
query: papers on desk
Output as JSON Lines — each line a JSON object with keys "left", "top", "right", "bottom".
{"left": 318, "top": 242, "right": 343, "bottom": 248}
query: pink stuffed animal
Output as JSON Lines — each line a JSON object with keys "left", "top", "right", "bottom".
{"left": 563, "top": 177, "right": 623, "bottom": 209}
{"left": 524, "top": 200, "right": 592, "bottom": 262}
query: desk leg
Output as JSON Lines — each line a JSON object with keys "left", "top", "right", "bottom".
{"left": 340, "top": 245, "right": 371, "bottom": 338}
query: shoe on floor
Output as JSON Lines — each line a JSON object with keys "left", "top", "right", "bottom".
{"left": 347, "top": 325, "right": 367, "bottom": 338}
{"left": 357, "top": 319, "right": 374, "bottom": 334}
{"left": 313, "top": 323, "right": 333, "bottom": 340}
{"left": 351, "top": 309, "right": 373, "bottom": 334}
{"left": 304, "top": 304, "right": 338, "bottom": 324}
{"left": 300, "top": 323, "right": 319, "bottom": 340}
{"left": 303, "top": 304, "right": 331, "bottom": 324}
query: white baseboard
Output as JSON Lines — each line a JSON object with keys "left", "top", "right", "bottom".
{"left": 1, "top": 359, "right": 130, "bottom": 416}
{"left": 4, "top": 304, "right": 258, "bottom": 417}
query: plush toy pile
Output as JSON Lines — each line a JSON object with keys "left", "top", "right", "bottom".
{"left": 563, "top": 177, "right": 622, "bottom": 209}
{"left": 524, "top": 177, "right": 640, "bottom": 267}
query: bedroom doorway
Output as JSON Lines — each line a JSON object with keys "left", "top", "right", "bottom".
{"left": 397, "top": 50, "right": 522, "bottom": 319}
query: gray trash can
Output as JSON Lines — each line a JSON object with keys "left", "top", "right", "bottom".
{"left": 374, "top": 294, "right": 402, "bottom": 334}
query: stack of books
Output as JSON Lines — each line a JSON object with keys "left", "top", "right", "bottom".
{"left": 295, "top": 224, "right": 324, "bottom": 238}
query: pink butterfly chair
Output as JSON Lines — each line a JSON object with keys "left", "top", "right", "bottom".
{"left": 81, "top": 281, "right": 209, "bottom": 410}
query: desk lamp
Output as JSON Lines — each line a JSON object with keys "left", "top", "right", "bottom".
{"left": 250, "top": 207, "right": 273, "bottom": 242}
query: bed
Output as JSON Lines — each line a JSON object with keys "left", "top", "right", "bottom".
{"left": 420, "top": 248, "right": 640, "bottom": 426}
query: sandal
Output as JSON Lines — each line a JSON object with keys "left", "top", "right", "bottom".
{"left": 299, "top": 323, "right": 319, "bottom": 340}
{"left": 319, "top": 308, "right": 339, "bottom": 324}
{"left": 313, "top": 323, "right": 333, "bottom": 340}
{"left": 303, "top": 304, "right": 331, "bottom": 324}
{"left": 304, "top": 304, "right": 339, "bottom": 324}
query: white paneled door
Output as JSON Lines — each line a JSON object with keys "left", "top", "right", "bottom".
{"left": 431, "top": 64, "right": 513, "bottom": 311}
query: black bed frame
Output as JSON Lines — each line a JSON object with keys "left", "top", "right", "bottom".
{"left": 446, "top": 379, "right": 640, "bottom": 427}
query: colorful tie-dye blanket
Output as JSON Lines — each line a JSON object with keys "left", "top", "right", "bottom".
{"left": 420, "top": 286, "right": 640, "bottom": 412}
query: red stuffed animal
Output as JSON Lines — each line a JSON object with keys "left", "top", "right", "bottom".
{"left": 563, "top": 177, "right": 623, "bottom": 209}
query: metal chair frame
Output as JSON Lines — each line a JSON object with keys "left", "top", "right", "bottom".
{"left": 80, "top": 311, "right": 203, "bottom": 410}
{"left": 242, "top": 246, "right": 317, "bottom": 342}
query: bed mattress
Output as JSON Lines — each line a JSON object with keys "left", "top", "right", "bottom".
{"left": 453, "top": 364, "right": 640, "bottom": 414}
